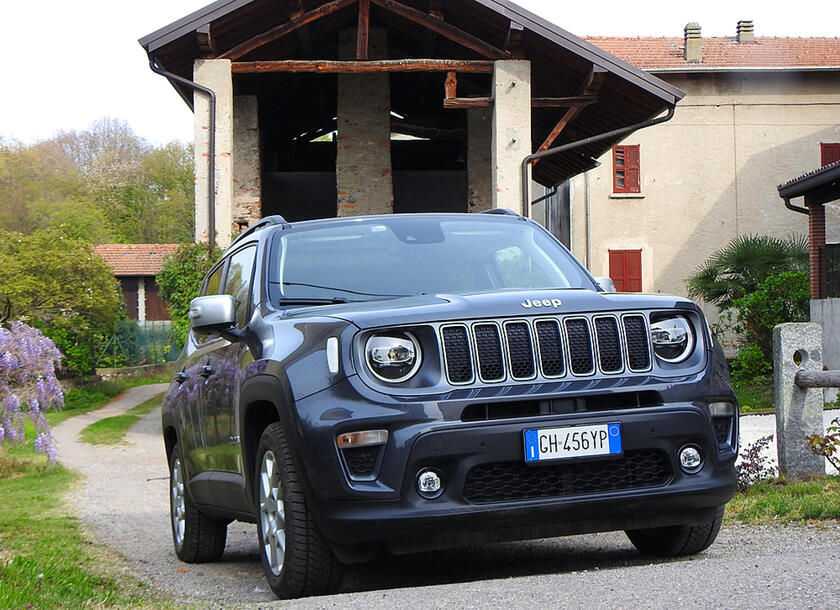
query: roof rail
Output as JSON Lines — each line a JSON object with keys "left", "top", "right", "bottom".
{"left": 229, "top": 215, "right": 290, "bottom": 248}
{"left": 479, "top": 208, "right": 521, "bottom": 216}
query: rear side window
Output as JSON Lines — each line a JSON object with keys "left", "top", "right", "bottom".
{"left": 223, "top": 246, "right": 257, "bottom": 327}
{"left": 202, "top": 264, "right": 225, "bottom": 296}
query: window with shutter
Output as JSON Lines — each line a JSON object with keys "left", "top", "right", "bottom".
{"left": 821, "top": 143, "right": 840, "bottom": 167}
{"left": 613, "top": 145, "right": 641, "bottom": 193}
{"left": 608, "top": 249, "right": 642, "bottom": 292}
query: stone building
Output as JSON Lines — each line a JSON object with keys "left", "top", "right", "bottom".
{"left": 139, "top": 0, "right": 683, "bottom": 248}
{"left": 572, "top": 22, "right": 840, "bottom": 305}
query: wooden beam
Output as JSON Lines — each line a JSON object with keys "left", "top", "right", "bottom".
{"left": 219, "top": 0, "right": 358, "bottom": 60}
{"left": 370, "top": 0, "right": 508, "bottom": 59}
{"left": 504, "top": 20, "right": 525, "bottom": 59}
{"left": 231, "top": 59, "right": 497, "bottom": 73}
{"left": 532, "top": 96, "right": 597, "bottom": 107}
{"left": 533, "top": 67, "right": 606, "bottom": 163}
{"left": 196, "top": 24, "right": 217, "bottom": 58}
{"left": 290, "top": 0, "right": 314, "bottom": 56}
{"left": 444, "top": 71, "right": 457, "bottom": 99}
{"left": 356, "top": 0, "right": 370, "bottom": 60}
{"left": 443, "top": 97, "right": 492, "bottom": 109}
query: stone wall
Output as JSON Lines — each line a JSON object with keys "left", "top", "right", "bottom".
{"left": 233, "top": 95, "right": 262, "bottom": 230}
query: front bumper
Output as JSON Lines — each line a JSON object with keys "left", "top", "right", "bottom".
{"left": 292, "top": 378, "right": 738, "bottom": 554}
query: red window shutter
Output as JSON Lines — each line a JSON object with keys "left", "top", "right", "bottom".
{"left": 821, "top": 143, "right": 840, "bottom": 167}
{"left": 613, "top": 145, "right": 640, "bottom": 193}
{"left": 626, "top": 145, "right": 641, "bottom": 193}
{"left": 608, "top": 249, "right": 642, "bottom": 292}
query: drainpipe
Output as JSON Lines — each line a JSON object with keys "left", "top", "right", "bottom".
{"left": 148, "top": 54, "right": 217, "bottom": 250}
{"left": 585, "top": 170, "right": 591, "bottom": 268}
{"left": 520, "top": 106, "right": 676, "bottom": 217}
{"left": 783, "top": 197, "right": 809, "bottom": 215}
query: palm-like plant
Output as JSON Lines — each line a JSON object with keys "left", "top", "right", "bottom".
{"left": 685, "top": 234, "right": 809, "bottom": 309}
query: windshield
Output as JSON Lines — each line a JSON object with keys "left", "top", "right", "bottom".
{"left": 268, "top": 216, "right": 596, "bottom": 303}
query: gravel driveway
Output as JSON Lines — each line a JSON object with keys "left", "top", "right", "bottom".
{"left": 54, "top": 386, "right": 840, "bottom": 608}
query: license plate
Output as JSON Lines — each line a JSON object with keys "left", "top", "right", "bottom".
{"left": 523, "top": 423, "right": 622, "bottom": 463}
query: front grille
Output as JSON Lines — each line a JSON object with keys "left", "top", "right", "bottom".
{"left": 441, "top": 325, "right": 473, "bottom": 383}
{"left": 505, "top": 322, "right": 535, "bottom": 379}
{"left": 463, "top": 450, "right": 672, "bottom": 503}
{"left": 440, "top": 313, "right": 655, "bottom": 385}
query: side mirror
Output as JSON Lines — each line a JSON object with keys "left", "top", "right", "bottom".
{"left": 593, "top": 276, "right": 616, "bottom": 293}
{"left": 188, "top": 295, "right": 236, "bottom": 332}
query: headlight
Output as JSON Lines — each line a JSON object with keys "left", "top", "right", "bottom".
{"left": 649, "top": 315, "right": 694, "bottom": 363}
{"left": 365, "top": 332, "right": 422, "bottom": 383}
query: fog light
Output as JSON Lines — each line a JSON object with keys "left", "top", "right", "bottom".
{"left": 417, "top": 468, "right": 443, "bottom": 499}
{"left": 679, "top": 445, "right": 703, "bottom": 474}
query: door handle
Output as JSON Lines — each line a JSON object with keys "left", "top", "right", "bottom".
{"left": 200, "top": 365, "right": 215, "bottom": 378}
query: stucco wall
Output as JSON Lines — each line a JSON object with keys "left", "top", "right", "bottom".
{"left": 570, "top": 71, "right": 840, "bottom": 316}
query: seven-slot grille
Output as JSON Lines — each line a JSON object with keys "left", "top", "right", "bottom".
{"left": 441, "top": 314, "right": 651, "bottom": 385}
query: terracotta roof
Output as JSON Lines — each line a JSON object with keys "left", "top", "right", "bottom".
{"left": 93, "top": 244, "right": 179, "bottom": 276}
{"left": 585, "top": 36, "right": 840, "bottom": 71}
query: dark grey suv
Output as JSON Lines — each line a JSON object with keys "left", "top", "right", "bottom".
{"left": 163, "top": 211, "right": 738, "bottom": 599}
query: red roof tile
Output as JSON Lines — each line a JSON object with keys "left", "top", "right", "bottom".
{"left": 93, "top": 244, "right": 179, "bottom": 276}
{"left": 584, "top": 36, "right": 840, "bottom": 70}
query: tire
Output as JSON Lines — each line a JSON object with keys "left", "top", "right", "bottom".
{"left": 625, "top": 505, "right": 725, "bottom": 557}
{"left": 169, "top": 443, "right": 227, "bottom": 562}
{"left": 255, "top": 422, "right": 343, "bottom": 599}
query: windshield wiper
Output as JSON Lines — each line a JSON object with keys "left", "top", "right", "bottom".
{"left": 275, "top": 297, "right": 349, "bottom": 306}
{"left": 271, "top": 281, "right": 411, "bottom": 298}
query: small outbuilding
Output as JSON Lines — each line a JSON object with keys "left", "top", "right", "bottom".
{"left": 140, "top": 0, "right": 683, "bottom": 247}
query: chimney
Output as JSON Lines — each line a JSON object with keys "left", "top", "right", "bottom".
{"left": 684, "top": 22, "right": 701, "bottom": 62}
{"left": 736, "top": 20, "right": 755, "bottom": 43}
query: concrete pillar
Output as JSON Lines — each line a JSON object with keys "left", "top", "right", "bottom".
{"left": 491, "top": 60, "right": 531, "bottom": 215}
{"left": 336, "top": 29, "right": 393, "bottom": 216}
{"left": 811, "top": 298, "right": 840, "bottom": 403}
{"left": 467, "top": 108, "right": 492, "bottom": 212}
{"left": 233, "top": 95, "right": 262, "bottom": 231}
{"left": 194, "top": 59, "right": 233, "bottom": 247}
{"left": 773, "top": 322, "right": 825, "bottom": 478}
{"left": 137, "top": 277, "right": 146, "bottom": 322}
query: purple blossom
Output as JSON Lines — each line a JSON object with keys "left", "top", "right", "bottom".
{"left": 0, "top": 322, "right": 63, "bottom": 464}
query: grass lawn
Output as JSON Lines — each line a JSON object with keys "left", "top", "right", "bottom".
{"left": 79, "top": 393, "right": 164, "bottom": 445}
{"left": 733, "top": 375, "right": 775, "bottom": 414}
{"left": 726, "top": 475, "right": 840, "bottom": 524}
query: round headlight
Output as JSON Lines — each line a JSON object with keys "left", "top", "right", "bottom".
{"left": 365, "top": 332, "right": 422, "bottom": 383}
{"left": 650, "top": 315, "right": 694, "bottom": 363}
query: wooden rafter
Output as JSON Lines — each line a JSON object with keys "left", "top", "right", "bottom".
{"left": 533, "top": 67, "right": 606, "bottom": 163}
{"left": 219, "top": 0, "right": 357, "bottom": 60}
{"left": 231, "top": 59, "right": 497, "bottom": 73}
{"left": 290, "top": 0, "right": 314, "bottom": 56}
{"left": 504, "top": 20, "right": 525, "bottom": 59}
{"left": 195, "top": 24, "right": 216, "bottom": 58}
{"left": 369, "top": 0, "right": 508, "bottom": 59}
{"left": 422, "top": 0, "right": 443, "bottom": 56}
{"left": 356, "top": 0, "right": 370, "bottom": 60}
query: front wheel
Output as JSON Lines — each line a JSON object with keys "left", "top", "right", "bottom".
{"left": 625, "top": 505, "right": 725, "bottom": 557}
{"left": 169, "top": 443, "right": 228, "bottom": 562}
{"left": 255, "top": 423, "right": 343, "bottom": 599}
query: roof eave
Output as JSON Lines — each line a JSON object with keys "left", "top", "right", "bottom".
{"left": 778, "top": 163, "right": 840, "bottom": 199}
{"left": 647, "top": 65, "right": 840, "bottom": 74}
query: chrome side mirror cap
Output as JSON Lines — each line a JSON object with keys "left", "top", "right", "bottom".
{"left": 188, "top": 295, "right": 236, "bottom": 331}
{"left": 593, "top": 276, "right": 616, "bottom": 293}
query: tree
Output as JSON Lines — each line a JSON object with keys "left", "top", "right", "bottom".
{"left": 0, "top": 229, "right": 122, "bottom": 375}
{"left": 685, "top": 234, "right": 808, "bottom": 309}
{"left": 156, "top": 242, "right": 223, "bottom": 345}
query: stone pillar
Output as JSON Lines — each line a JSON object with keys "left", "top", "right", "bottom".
{"left": 233, "top": 95, "right": 262, "bottom": 231}
{"left": 491, "top": 60, "right": 531, "bottom": 215}
{"left": 468, "top": 108, "right": 492, "bottom": 212}
{"left": 336, "top": 29, "right": 393, "bottom": 216}
{"left": 194, "top": 59, "right": 233, "bottom": 247}
{"left": 773, "top": 322, "right": 825, "bottom": 478}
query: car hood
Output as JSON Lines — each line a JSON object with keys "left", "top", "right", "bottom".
{"left": 278, "top": 289, "right": 698, "bottom": 330}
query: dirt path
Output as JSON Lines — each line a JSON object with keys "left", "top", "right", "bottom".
{"left": 53, "top": 393, "right": 840, "bottom": 608}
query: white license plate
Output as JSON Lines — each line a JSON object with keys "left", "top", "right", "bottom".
{"left": 523, "top": 423, "right": 622, "bottom": 463}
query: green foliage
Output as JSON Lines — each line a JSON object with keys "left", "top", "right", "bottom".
{"left": 156, "top": 242, "right": 223, "bottom": 344}
{"left": 730, "top": 271, "right": 810, "bottom": 364}
{"left": 731, "top": 344, "right": 772, "bottom": 385}
{"left": 806, "top": 417, "right": 840, "bottom": 472}
{"left": 685, "top": 234, "right": 808, "bottom": 309}
{"left": 0, "top": 119, "right": 194, "bottom": 244}
{"left": 732, "top": 375, "right": 775, "bottom": 413}
{"left": 0, "top": 228, "right": 122, "bottom": 376}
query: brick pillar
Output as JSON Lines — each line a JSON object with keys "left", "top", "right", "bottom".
{"left": 468, "top": 108, "right": 492, "bottom": 212}
{"left": 491, "top": 60, "right": 531, "bottom": 215}
{"left": 808, "top": 203, "right": 826, "bottom": 299}
{"left": 336, "top": 29, "right": 393, "bottom": 216}
{"left": 194, "top": 59, "right": 233, "bottom": 247}
{"left": 233, "top": 95, "right": 262, "bottom": 231}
